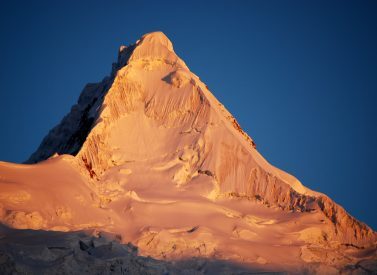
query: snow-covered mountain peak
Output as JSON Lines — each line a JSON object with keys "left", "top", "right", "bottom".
{"left": 20, "top": 32, "right": 376, "bottom": 267}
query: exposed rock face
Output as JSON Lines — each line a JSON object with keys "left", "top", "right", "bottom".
{"left": 1, "top": 32, "right": 376, "bottom": 273}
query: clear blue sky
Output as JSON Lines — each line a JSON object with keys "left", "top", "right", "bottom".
{"left": 0, "top": 1, "right": 376, "bottom": 229}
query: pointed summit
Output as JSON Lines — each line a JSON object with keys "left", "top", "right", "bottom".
{"left": 139, "top": 31, "right": 174, "bottom": 51}
{"left": 128, "top": 31, "right": 188, "bottom": 69}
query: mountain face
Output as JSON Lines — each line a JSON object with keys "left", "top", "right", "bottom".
{"left": 1, "top": 32, "right": 376, "bottom": 274}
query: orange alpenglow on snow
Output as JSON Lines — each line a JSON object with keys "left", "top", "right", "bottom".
{"left": 0, "top": 32, "right": 376, "bottom": 274}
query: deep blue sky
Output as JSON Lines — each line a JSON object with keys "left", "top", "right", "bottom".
{"left": 0, "top": 1, "right": 376, "bottom": 229}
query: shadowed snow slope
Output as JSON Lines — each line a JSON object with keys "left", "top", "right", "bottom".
{"left": 1, "top": 32, "right": 376, "bottom": 274}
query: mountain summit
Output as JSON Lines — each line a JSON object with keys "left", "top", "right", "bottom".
{"left": 1, "top": 32, "right": 376, "bottom": 273}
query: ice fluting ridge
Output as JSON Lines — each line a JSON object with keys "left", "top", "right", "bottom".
{"left": 26, "top": 43, "right": 137, "bottom": 165}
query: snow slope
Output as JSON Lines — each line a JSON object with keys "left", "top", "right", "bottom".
{"left": 1, "top": 32, "right": 376, "bottom": 273}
